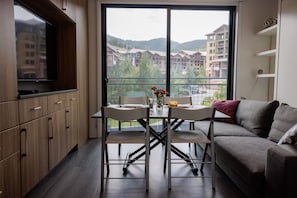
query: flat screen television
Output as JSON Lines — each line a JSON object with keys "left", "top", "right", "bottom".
{"left": 14, "top": 1, "right": 57, "bottom": 81}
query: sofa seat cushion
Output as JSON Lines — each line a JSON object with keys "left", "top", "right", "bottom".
{"left": 195, "top": 120, "right": 257, "bottom": 137}
{"left": 235, "top": 99, "right": 279, "bottom": 137}
{"left": 215, "top": 136, "right": 276, "bottom": 198}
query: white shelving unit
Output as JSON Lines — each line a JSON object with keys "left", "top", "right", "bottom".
{"left": 256, "top": 24, "right": 277, "bottom": 79}
{"left": 255, "top": 20, "right": 279, "bottom": 101}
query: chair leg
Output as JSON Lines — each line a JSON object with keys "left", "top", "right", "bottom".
{"left": 167, "top": 140, "right": 172, "bottom": 190}
{"left": 211, "top": 143, "right": 216, "bottom": 190}
{"left": 194, "top": 143, "right": 198, "bottom": 156}
{"left": 163, "top": 140, "right": 167, "bottom": 174}
{"left": 101, "top": 142, "right": 105, "bottom": 192}
{"left": 105, "top": 144, "right": 110, "bottom": 175}
{"left": 200, "top": 144, "right": 209, "bottom": 172}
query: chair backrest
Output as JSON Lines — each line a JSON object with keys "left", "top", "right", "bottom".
{"left": 168, "top": 107, "right": 215, "bottom": 122}
{"left": 119, "top": 96, "right": 149, "bottom": 105}
{"left": 102, "top": 106, "right": 149, "bottom": 122}
{"left": 163, "top": 96, "right": 192, "bottom": 105}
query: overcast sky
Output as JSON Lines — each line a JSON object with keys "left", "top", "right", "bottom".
{"left": 14, "top": 5, "right": 43, "bottom": 22}
{"left": 107, "top": 8, "right": 229, "bottom": 43}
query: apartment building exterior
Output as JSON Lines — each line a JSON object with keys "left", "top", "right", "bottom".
{"left": 205, "top": 24, "right": 229, "bottom": 79}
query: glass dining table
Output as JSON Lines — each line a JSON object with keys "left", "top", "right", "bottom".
{"left": 92, "top": 104, "right": 228, "bottom": 174}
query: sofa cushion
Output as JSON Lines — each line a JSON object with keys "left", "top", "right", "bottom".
{"left": 268, "top": 103, "right": 297, "bottom": 143}
{"left": 195, "top": 120, "right": 257, "bottom": 137}
{"left": 235, "top": 99, "right": 279, "bottom": 137}
{"left": 211, "top": 100, "right": 240, "bottom": 124}
{"left": 278, "top": 123, "right": 297, "bottom": 144}
{"left": 215, "top": 136, "right": 276, "bottom": 198}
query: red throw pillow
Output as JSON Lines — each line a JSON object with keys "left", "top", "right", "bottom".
{"left": 211, "top": 100, "right": 240, "bottom": 124}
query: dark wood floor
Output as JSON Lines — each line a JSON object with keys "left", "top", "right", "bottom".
{"left": 25, "top": 139, "right": 246, "bottom": 198}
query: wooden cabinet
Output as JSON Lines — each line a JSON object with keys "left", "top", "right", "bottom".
{"left": 0, "top": 153, "right": 21, "bottom": 198}
{"left": 65, "top": 92, "right": 78, "bottom": 151}
{"left": 0, "top": 127, "right": 21, "bottom": 198}
{"left": 20, "top": 117, "right": 49, "bottom": 196}
{"left": 48, "top": 110, "right": 66, "bottom": 169}
{"left": 0, "top": 101, "right": 20, "bottom": 198}
{"left": 0, "top": 0, "right": 17, "bottom": 102}
{"left": 48, "top": 92, "right": 78, "bottom": 170}
{"left": 0, "top": 101, "right": 19, "bottom": 131}
{"left": 19, "top": 97, "right": 48, "bottom": 124}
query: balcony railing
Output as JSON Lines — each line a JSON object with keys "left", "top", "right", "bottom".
{"left": 106, "top": 77, "right": 227, "bottom": 106}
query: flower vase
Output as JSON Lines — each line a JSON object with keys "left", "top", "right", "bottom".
{"left": 156, "top": 96, "right": 163, "bottom": 111}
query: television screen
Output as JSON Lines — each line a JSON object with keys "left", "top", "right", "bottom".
{"left": 14, "top": 2, "right": 57, "bottom": 80}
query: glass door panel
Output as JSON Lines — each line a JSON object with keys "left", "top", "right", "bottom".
{"left": 170, "top": 10, "right": 230, "bottom": 105}
{"left": 106, "top": 8, "right": 167, "bottom": 105}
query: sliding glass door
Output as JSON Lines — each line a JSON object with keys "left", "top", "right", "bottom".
{"left": 102, "top": 5, "right": 235, "bottom": 106}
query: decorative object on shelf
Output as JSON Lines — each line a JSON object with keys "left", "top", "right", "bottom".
{"left": 257, "top": 69, "right": 264, "bottom": 74}
{"left": 263, "top": 17, "right": 277, "bottom": 28}
{"left": 151, "top": 86, "right": 167, "bottom": 110}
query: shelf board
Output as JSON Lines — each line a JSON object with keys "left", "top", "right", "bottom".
{"left": 256, "top": 49, "right": 276, "bottom": 56}
{"left": 257, "top": 24, "right": 277, "bottom": 36}
{"left": 256, "top": 73, "right": 276, "bottom": 78}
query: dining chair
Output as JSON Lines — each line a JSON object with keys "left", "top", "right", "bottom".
{"left": 118, "top": 96, "right": 149, "bottom": 155}
{"left": 101, "top": 106, "right": 150, "bottom": 192}
{"left": 165, "top": 107, "right": 216, "bottom": 190}
{"left": 163, "top": 96, "right": 198, "bottom": 154}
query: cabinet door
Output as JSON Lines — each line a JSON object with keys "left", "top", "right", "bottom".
{"left": 65, "top": 92, "right": 78, "bottom": 151}
{"left": 65, "top": 106, "right": 78, "bottom": 152}
{"left": 48, "top": 110, "right": 66, "bottom": 170}
{"left": 0, "top": 0, "right": 17, "bottom": 102}
{"left": 0, "top": 101, "right": 19, "bottom": 131}
{"left": 20, "top": 117, "right": 49, "bottom": 196}
{"left": 0, "top": 153, "right": 21, "bottom": 198}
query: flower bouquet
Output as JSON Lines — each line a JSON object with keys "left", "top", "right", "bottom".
{"left": 151, "top": 86, "right": 167, "bottom": 109}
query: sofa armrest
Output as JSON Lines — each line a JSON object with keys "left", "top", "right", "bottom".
{"left": 265, "top": 144, "right": 297, "bottom": 198}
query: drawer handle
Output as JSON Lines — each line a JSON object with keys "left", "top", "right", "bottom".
{"left": 20, "top": 128, "right": 27, "bottom": 157}
{"left": 31, "top": 106, "right": 42, "bottom": 111}
{"left": 48, "top": 117, "right": 54, "bottom": 140}
{"left": 56, "top": 101, "right": 63, "bottom": 104}
{"left": 70, "top": 98, "right": 76, "bottom": 101}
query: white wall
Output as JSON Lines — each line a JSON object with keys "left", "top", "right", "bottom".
{"left": 276, "top": 0, "right": 297, "bottom": 107}
{"left": 235, "top": 0, "right": 278, "bottom": 100}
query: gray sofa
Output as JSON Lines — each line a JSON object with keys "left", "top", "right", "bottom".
{"left": 194, "top": 100, "right": 297, "bottom": 198}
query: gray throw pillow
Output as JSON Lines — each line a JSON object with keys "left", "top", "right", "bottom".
{"left": 235, "top": 99, "right": 279, "bottom": 137}
{"left": 268, "top": 103, "right": 297, "bottom": 143}
{"left": 277, "top": 123, "right": 297, "bottom": 145}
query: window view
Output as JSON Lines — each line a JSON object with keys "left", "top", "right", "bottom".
{"left": 103, "top": 6, "right": 233, "bottom": 106}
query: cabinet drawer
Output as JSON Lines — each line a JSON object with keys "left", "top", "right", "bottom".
{"left": 65, "top": 91, "right": 78, "bottom": 107}
{"left": 19, "top": 96, "right": 48, "bottom": 124}
{"left": 0, "top": 101, "right": 19, "bottom": 131}
{"left": 48, "top": 93, "right": 67, "bottom": 113}
{"left": 1, "top": 127, "right": 20, "bottom": 160}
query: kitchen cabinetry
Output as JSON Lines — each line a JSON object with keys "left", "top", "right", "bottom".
{"left": 18, "top": 96, "right": 49, "bottom": 196}
{"left": 48, "top": 92, "right": 78, "bottom": 170}
{"left": 0, "top": 0, "right": 17, "bottom": 102}
{"left": 0, "top": 127, "right": 21, "bottom": 198}
{"left": 65, "top": 92, "right": 78, "bottom": 152}
{"left": 0, "top": 101, "right": 20, "bottom": 198}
